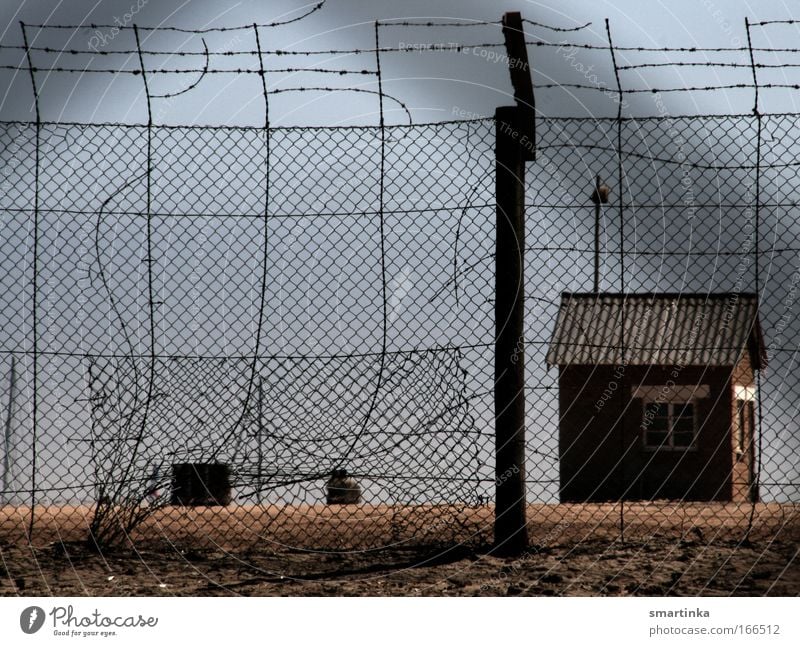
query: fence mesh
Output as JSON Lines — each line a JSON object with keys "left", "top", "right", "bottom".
{"left": 1, "top": 9, "right": 800, "bottom": 562}
{"left": 1, "top": 113, "right": 798, "bottom": 552}
{"left": 0, "top": 119, "right": 498, "bottom": 549}
{"left": 524, "top": 114, "right": 799, "bottom": 544}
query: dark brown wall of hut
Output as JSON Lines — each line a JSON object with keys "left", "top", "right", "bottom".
{"left": 557, "top": 365, "right": 737, "bottom": 502}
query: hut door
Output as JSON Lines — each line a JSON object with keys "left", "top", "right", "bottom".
{"left": 737, "top": 398, "right": 757, "bottom": 502}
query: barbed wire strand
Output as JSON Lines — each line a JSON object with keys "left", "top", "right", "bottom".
{"left": 24, "top": 2, "right": 327, "bottom": 32}
{"left": 150, "top": 38, "right": 209, "bottom": 99}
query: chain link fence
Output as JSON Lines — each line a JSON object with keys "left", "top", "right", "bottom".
{"left": 0, "top": 119, "right": 500, "bottom": 549}
{"left": 1, "top": 112, "right": 798, "bottom": 552}
{"left": 525, "top": 114, "right": 799, "bottom": 544}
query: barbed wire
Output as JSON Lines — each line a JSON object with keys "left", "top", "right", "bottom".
{"left": 23, "top": 2, "right": 327, "bottom": 32}
{"left": 522, "top": 18, "right": 593, "bottom": 32}
{"left": 752, "top": 19, "right": 800, "bottom": 26}
{"left": 618, "top": 62, "right": 800, "bottom": 70}
{"left": 377, "top": 19, "right": 500, "bottom": 27}
{"left": 10, "top": 42, "right": 800, "bottom": 57}
{"left": 5, "top": 18, "right": 800, "bottom": 124}
{"left": 0, "top": 65, "right": 379, "bottom": 74}
{"left": 525, "top": 41, "right": 800, "bottom": 53}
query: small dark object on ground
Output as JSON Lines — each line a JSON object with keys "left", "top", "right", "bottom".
{"left": 171, "top": 463, "right": 232, "bottom": 507}
{"left": 326, "top": 470, "right": 361, "bottom": 504}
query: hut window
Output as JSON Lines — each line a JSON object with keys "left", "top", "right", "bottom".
{"left": 642, "top": 400, "right": 696, "bottom": 450}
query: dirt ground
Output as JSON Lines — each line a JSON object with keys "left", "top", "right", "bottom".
{"left": 1, "top": 537, "right": 798, "bottom": 596}
{"left": 1, "top": 503, "right": 798, "bottom": 596}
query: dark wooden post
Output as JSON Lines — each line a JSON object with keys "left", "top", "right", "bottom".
{"left": 494, "top": 106, "right": 528, "bottom": 555}
{"left": 493, "top": 11, "right": 534, "bottom": 556}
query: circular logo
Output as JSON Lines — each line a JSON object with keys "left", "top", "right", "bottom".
{"left": 20, "top": 606, "right": 45, "bottom": 634}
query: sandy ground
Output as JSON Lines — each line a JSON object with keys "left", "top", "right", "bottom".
{"left": 1, "top": 503, "right": 797, "bottom": 596}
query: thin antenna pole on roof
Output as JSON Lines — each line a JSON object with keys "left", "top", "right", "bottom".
{"left": 590, "top": 175, "right": 610, "bottom": 292}
{"left": 595, "top": 179, "right": 600, "bottom": 292}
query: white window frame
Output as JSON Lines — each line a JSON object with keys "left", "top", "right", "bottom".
{"left": 641, "top": 400, "right": 698, "bottom": 451}
{"left": 633, "top": 384, "right": 708, "bottom": 453}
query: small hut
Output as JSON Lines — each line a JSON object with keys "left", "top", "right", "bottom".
{"left": 546, "top": 292, "right": 765, "bottom": 503}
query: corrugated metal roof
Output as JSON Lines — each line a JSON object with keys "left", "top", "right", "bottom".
{"left": 545, "top": 292, "right": 766, "bottom": 369}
